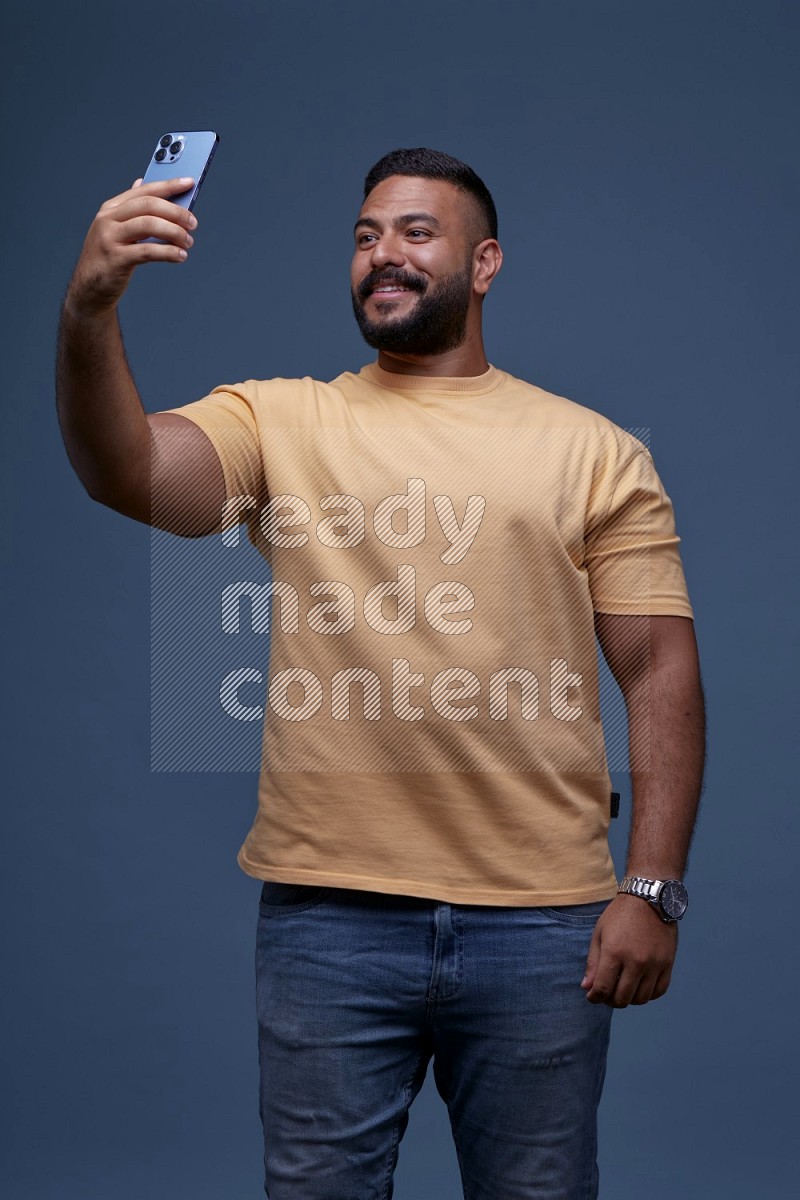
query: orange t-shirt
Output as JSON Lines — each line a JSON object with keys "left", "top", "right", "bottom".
{"left": 157, "top": 361, "right": 693, "bottom": 905}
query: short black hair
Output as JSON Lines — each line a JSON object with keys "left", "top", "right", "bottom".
{"left": 362, "top": 147, "right": 498, "bottom": 248}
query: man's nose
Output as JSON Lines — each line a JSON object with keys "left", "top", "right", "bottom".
{"left": 369, "top": 235, "right": 405, "bottom": 268}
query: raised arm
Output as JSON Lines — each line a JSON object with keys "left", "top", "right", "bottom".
{"left": 581, "top": 612, "right": 706, "bottom": 1007}
{"left": 56, "top": 177, "right": 226, "bottom": 537}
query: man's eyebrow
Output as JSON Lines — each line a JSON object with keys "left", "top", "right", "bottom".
{"left": 353, "top": 212, "right": 442, "bottom": 235}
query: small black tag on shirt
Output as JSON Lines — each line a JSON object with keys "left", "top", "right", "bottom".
{"left": 610, "top": 792, "right": 620, "bottom": 819}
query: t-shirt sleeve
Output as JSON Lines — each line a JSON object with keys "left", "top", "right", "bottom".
{"left": 155, "top": 382, "right": 268, "bottom": 513}
{"left": 585, "top": 445, "right": 694, "bottom": 618}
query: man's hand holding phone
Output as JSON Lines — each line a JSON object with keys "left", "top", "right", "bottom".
{"left": 57, "top": 134, "right": 225, "bottom": 535}
{"left": 64, "top": 177, "right": 198, "bottom": 320}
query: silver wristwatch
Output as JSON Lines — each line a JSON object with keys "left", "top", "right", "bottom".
{"left": 617, "top": 875, "right": 689, "bottom": 922}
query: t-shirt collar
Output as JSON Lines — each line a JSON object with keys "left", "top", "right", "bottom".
{"left": 360, "top": 360, "right": 504, "bottom": 395}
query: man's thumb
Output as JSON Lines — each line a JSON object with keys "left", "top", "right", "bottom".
{"left": 581, "top": 929, "right": 600, "bottom": 988}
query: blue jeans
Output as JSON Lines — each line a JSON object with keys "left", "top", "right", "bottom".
{"left": 255, "top": 883, "right": 614, "bottom": 1200}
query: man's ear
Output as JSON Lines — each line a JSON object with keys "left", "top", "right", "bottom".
{"left": 473, "top": 239, "right": 503, "bottom": 296}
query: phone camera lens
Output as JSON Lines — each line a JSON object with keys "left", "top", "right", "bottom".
{"left": 169, "top": 140, "right": 183, "bottom": 156}
{"left": 159, "top": 135, "right": 172, "bottom": 148}
{"left": 155, "top": 148, "right": 166, "bottom": 162}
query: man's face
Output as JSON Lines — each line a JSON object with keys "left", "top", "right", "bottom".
{"left": 350, "top": 175, "right": 480, "bottom": 356}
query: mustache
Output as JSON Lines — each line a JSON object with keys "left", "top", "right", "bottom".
{"left": 357, "top": 271, "right": 427, "bottom": 301}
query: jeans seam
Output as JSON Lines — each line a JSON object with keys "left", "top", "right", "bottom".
{"left": 379, "top": 1049, "right": 427, "bottom": 1200}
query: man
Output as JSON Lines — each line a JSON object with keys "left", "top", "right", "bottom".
{"left": 56, "top": 147, "right": 705, "bottom": 1199}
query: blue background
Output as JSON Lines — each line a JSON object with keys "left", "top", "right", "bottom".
{"left": 2, "top": 1, "right": 797, "bottom": 1195}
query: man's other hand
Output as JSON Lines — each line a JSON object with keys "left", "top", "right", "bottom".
{"left": 581, "top": 892, "right": 678, "bottom": 1007}
{"left": 64, "top": 176, "right": 198, "bottom": 319}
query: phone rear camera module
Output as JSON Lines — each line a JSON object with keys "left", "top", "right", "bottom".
{"left": 155, "top": 148, "right": 167, "bottom": 162}
{"left": 159, "top": 134, "right": 172, "bottom": 147}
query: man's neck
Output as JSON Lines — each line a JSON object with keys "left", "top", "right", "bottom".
{"left": 376, "top": 335, "right": 489, "bottom": 379}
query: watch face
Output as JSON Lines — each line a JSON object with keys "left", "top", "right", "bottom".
{"left": 660, "top": 880, "right": 689, "bottom": 920}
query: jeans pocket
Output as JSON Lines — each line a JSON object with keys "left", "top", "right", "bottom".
{"left": 258, "top": 881, "right": 331, "bottom": 915}
{"left": 538, "top": 899, "right": 613, "bottom": 925}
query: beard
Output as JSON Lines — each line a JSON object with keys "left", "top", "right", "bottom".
{"left": 350, "top": 260, "right": 473, "bottom": 356}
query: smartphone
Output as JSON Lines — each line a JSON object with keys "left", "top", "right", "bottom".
{"left": 139, "top": 130, "right": 219, "bottom": 243}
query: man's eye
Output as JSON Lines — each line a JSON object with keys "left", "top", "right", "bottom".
{"left": 408, "top": 229, "right": 429, "bottom": 238}
{"left": 357, "top": 234, "right": 376, "bottom": 245}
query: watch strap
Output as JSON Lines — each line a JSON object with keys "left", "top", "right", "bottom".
{"left": 619, "top": 875, "right": 663, "bottom": 903}
{"left": 618, "top": 875, "right": 687, "bottom": 922}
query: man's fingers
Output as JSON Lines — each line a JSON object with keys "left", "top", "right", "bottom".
{"left": 587, "top": 961, "right": 645, "bottom": 1007}
{"left": 631, "top": 961, "right": 676, "bottom": 1004}
{"left": 630, "top": 974, "right": 658, "bottom": 1005}
{"left": 584, "top": 951, "right": 623, "bottom": 1004}
{"left": 650, "top": 966, "right": 673, "bottom": 1001}
{"left": 588, "top": 957, "right": 676, "bottom": 1006}
{"left": 581, "top": 895, "right": 680, "bottom": 1007}
{"left": 116, "top": 239, "right": 190, "bottom": 266}
{"left": 102, "top": 176, "right": 196, "bottom": 211}
{"left": 67, "top": 176, "right": 200, "bottom": 315}
{"left": 131, "top": 175, "right": 194, "bottom": 192}
{"left": 629, "top": 975, "right": 652, "bottom": 1006}
{"left": 118, "top": 213, "right": 195, "bottom": 248}
{"left": 108, "top": 192, "right": 198, "bottom": 237}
